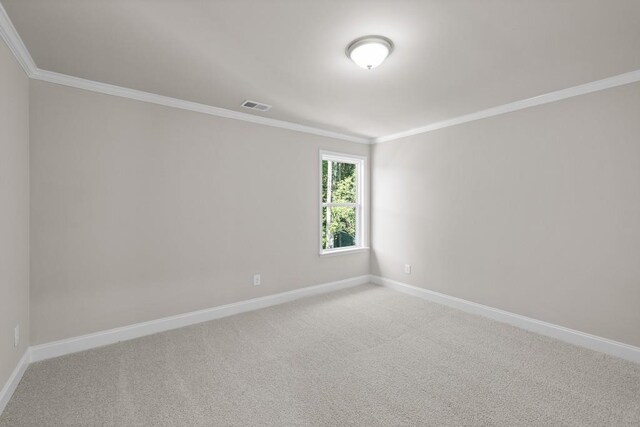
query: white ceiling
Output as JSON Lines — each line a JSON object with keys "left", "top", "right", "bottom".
{"left": 3, "top": 0, "right": 640, "bottom": 139}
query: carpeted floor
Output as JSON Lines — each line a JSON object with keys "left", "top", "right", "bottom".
{"left": 1, "top": 284, "right": 639, "bottom": 426}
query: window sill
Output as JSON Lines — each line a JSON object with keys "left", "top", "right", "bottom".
{"left": 319, "top": 247, "right": 370, "bottom": 257}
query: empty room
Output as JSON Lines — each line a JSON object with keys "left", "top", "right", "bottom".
{"left": 1, "top": 0, "right": 639, "bottom": 425}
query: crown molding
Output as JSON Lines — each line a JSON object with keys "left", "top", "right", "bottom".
{"left": 0, "top": 2, "right": 370, "bottom": 145}
{"left": 30, "top": 69, "right": 371, "bottom": 144}
{"left": 0, "top": 1, "right": 36, "bottom": 76}
{"left": 374, "top": 69, "right": 640, "bottom": 143}
{"left": 26, "top": 65, "right": 640, "bottom": 147}
{"left": 3, "top": 1, "right": 640, "bottom": 146}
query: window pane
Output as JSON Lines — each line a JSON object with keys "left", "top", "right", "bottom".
{"left": 322, "top": 160, "right": 357, "bottom": 203}
{"left": 322, "top": 206, "right": 357, "bottom": 250}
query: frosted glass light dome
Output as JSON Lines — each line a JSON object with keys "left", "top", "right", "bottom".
{"left": 346, "top": 36, "right": 393, "bottom": 70}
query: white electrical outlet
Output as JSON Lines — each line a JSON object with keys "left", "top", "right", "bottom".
{"left": 404, "top": 264, "right": 412, "bottom": 274}
{"left": 253, "top": 274, "right": 261, "bottom": 286}
{"left": 14, "top": 325, "right": 19, "bottom": 347}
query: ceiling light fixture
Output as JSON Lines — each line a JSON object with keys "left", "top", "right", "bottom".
{"left": 346, "top": 35, "right": 393, "bottom": 70}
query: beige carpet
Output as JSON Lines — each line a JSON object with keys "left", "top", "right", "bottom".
{"left": 1, "top": 284, "right": 639, "bottom": 426}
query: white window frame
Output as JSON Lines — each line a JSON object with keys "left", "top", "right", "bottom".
{"left": 319, "top": 150, "right": 368, "bottom": 256}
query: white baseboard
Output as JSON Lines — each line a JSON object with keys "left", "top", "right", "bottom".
{"left": 1, "top": 275, "right": 369, "bottom": 415}
{"left": 30, "top": 275, "right": 370, "bottom": 363}
{"left": 371, "top": 275, "right": 640, "bottom": 364}
{"left": 0, "top": 349, "right": 31, "bottom": 415}
{"left": 4, "top": 274, "right": 637, "bottom": 417}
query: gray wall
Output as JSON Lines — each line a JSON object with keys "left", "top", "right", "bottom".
{"left": 29, "top": 80, "right": 369, "bottom": 345}
{"left": 371, "top": 82, "right": 640, "bottom": 347}
{"left": 12, "top": 50, "right": 640, "bottom": 353}
{"left": 0, "top": 41, "right": 29, "bottom": 386}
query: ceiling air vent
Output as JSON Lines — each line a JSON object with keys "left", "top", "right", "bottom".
{"left": 241, "top": 100, "right": 272, "bottom": 112}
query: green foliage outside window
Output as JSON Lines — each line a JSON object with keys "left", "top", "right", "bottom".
{"left": 322, "top": 160, "right": 357, "bottom": 249}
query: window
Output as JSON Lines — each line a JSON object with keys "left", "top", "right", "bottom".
{"left": 320, "top": 151, "right": 366, "bottom": 255}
